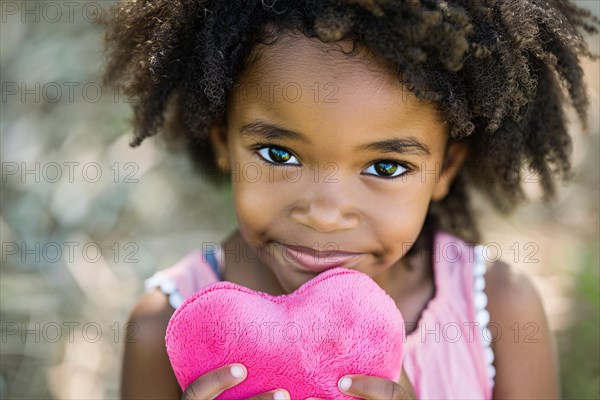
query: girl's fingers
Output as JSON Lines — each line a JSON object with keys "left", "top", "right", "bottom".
{"left": 181, "top": 364, "right": 247, "bottom": 400}
{"left": 337, "top": 375, "right": 415, "bottom": 400}
{"left": 245, "top": 389, "right": 291, "bottom": 400}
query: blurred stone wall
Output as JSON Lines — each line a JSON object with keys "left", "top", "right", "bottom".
{"left": 1, "top": 1, "right": 598, "bottom": 398}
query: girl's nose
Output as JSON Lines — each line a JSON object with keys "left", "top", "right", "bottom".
{"left": 289, "top": 187, "right": 359, "bottom": 233}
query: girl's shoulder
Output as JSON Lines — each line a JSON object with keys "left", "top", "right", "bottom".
{"left": 484, "top": 258, "right": 546, "bottom": 334}
{"left": 121, "top": 288, "right": 183, "bottom": 398}
{"left": 128, "top": 286, "right": 177, "bottom": 341}
{"left": 121, "top": 249, "right": 222, "bottom": 397}
{"left": 483, "top": 258, "right": 559, "bottom": 397}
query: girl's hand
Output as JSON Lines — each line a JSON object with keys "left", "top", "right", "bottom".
{"left": 181, "top": 363, "right": 291, "bottom": 400}
{"left": 306, "top": 367, "right": 417, "bottom": 400}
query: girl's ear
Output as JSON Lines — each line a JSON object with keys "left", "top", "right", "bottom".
{"left": 431, "top": 139, "right": 469, "bottom": 201}
{"left": 208, "top": 118, "right": 230, "bottom": 170}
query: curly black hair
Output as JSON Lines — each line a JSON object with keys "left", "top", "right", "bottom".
{"left": 102, "top": 0, "right": 599, "bottom": 245}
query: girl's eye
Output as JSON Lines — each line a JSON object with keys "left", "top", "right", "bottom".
{"left": 256, "top": 146, "right": 300, "bottom": 165}
{"left": 363, "top": 161, "right": 408, "bottom": 179}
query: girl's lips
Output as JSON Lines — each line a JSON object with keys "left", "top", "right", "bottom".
{"left": 275, "top": 242, "right": 362, "bottom": 272}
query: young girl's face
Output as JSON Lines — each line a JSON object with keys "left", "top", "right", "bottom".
{"left": 210, "top": 31, "right": 465, "bottom": 294}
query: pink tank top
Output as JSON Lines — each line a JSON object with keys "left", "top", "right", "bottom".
{"left": 145, "top": 231, "right": 496, "bottom": 399}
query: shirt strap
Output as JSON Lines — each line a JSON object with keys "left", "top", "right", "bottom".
{"left": 204, "top": 249, "right": 221, "bottom": 280}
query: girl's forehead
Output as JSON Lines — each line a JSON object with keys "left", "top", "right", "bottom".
{"left": 240, "top": 32, "right": 400, "bottom": 92}
{"left": 229, "top": 33, "right": 444, "bottom": 132}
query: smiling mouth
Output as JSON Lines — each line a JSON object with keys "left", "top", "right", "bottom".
{"left": 273, "top": 241, "right": 364, "bottom": 272}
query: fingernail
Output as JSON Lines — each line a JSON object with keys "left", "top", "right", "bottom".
{"left": 230, "top": 364, "right": 246, "bottom": 379}
{"left": 338, "top": 376, "right": 352, "bottom": 391}
{"left": 273, "top": 389, "right": 290, "bottom": 400}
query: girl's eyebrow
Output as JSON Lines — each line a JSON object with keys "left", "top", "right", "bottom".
{"left": 240, "top": 119, "right": 430, "bottom": 156}
{"left": 356, "top": 137, "right": 430, "bottom": 156}
{"left": 241, "top": 120, "right": 310, "bottom": 144}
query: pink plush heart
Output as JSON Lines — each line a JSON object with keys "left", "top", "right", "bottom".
{"left": 165, "top": 267, "right": 405, "bottom": 399}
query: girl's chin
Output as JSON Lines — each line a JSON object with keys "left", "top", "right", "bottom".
{"left": 272, "top": 268, "right": 318, "bottom": 295}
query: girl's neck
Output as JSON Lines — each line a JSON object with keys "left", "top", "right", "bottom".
{"left": 374, "top": 240, "right": 433, "bottom": 303}
{"left": 221, "top": 230, "right": 287, "bottom": 295}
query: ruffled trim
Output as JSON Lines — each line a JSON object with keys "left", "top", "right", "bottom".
{"left": 144, "top": 271, "right": 185, "bottom": 309}
{"left": 473, "top": 245, "right": 496, "bottom": 390}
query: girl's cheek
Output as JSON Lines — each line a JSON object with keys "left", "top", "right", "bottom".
{"left": 369, "top": 188, "right": 431, "bottom": 231}
{"left": 233, "top": 171, "right": 292, "bottom": 223}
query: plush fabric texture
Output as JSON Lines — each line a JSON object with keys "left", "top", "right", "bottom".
{"left": 165, "top": 267, "right": 405, "bottom": 399}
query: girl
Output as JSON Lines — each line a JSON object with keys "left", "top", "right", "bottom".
{"left": 103, "top": 1, "right": 598, "bottom": 399}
